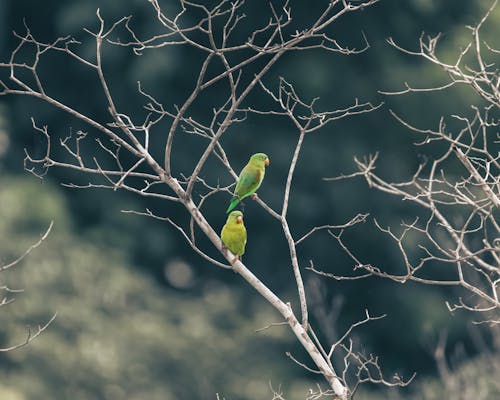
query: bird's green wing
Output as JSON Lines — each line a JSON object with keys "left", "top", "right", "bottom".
{"left": 226, "top": 161, "right": 265, "bottom": 213}
{"left": 234, "top": 164, "right": 264, "bottom": 199}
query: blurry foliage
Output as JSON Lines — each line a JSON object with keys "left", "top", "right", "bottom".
{"left": 0, "top": 0, "right": 499, "bottom": 396}
{"left": 0, "top": 177, "right": 313, "bottom": 400}
{"left": 356, "top": 345, "right": 500, "bottom": 400}
{"left": 414, "top": 350, "right": 500, "bottom": 400}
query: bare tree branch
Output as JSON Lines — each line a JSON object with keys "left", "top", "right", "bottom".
{"left": 0, "top": 1, "right": 402, "bottom": 397}
{"left": 0, "top": 313, "right": 57, "bottom": 352}
{"left": 1, "top": 223, "right": 55, "bottom": 351}
{"left": 318, "top": 2, "right": 500, "bottom": 325}
{"left": 0, "top": 221, "right": 53, "bottom": 272}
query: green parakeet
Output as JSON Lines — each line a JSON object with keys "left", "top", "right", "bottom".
{"left": 220, "top": 210, "right": 247, "bottom": 263}
{"left": 226, "top": 153, "right": 270, "bottom": 213}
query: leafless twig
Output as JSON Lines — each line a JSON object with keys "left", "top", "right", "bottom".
{"left": 1, "top": 1, "right": 404, "bottom": 397}
{"left": 1, "top": 223, "right": 55, "bottom": 351}
{"left": 318, "top": 2, "right": 500, "bottom": 325}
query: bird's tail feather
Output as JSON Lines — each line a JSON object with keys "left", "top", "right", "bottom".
{"left": 226, "top": 197, "right": 239, "bottom": 213}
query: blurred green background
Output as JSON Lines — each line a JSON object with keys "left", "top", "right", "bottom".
{"left": 1, "top": 0, "right": 499, "bottom": 399}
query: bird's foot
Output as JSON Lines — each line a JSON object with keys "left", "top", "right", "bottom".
{"left": 251, "top": 193, "right": 258, "bottom": 200}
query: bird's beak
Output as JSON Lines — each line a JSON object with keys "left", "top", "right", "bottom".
{"left": 265, "top": 158, "right": 270, "bottom": 166}
{"left": 236, "top": 215, "right": 243, "bottom": 224}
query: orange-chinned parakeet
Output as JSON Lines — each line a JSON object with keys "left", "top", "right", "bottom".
{"left": 226, "top": 153, "right": 270, "bottom": 213}
{"left": 221, "top": 210, "right": 247, "bottom": 263}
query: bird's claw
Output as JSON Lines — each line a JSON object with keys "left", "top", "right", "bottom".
{"left": 222, "top": 244, "right": 239, "bottom": 266}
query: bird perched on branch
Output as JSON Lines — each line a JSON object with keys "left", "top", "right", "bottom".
{"left": 226, "top": 153, "right": 270, "bottom": 213}
{"left": 221, "top": 210, "right": 247, "bottom": 264}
